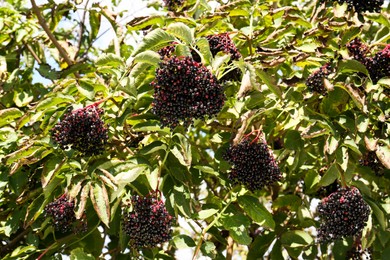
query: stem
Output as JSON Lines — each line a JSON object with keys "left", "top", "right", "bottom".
{"left": 226, "top": 236, "right": 234, "bottom": 260}
{"left": 336, "top": 163, "right": 348, "bottom": 188}
{"left": 0, "top": 228, "right": 31, "bottom": 255}
{"left": 30, "top": 0, "right": 74, "bottom": 67}
{"left": 25, "top": 43, "right": 42, "bottom": 64}
{"left": 75, "top": 0, "right": 91, "bottom": 60}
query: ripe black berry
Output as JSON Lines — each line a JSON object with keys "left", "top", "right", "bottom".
{"left": 158, "top": 43, "right": 176, "bottom": 59}
{"left": 51, "top": 104, "right": 108, "bottom": 156}
{"left": 365, "top": 44, "right": 390, "bottom": 84}
{"left": 223, "top": 134, "right": 282, "bottom": 191}
{"left": 151, "top": 56, "right": 225, "bottom": 129}
{"left": 45, "top": 195, "right": 76, "bottom": 233}
{"left": 317, "top": 187, "right": 370, "bottom": 243}
{"left": 347, "top": 38, "right": 370, "bottom": 64}
{"left": 163, "top": 0, "right": 184, "bottom": 11}
{"left": 122, "top": 194, "right": 173, "bottom": 248}
{"left": 306, "top": 63, "right": 332, "bottom": 95}
{"left": 359, "top": 151, "right": 385, "bottom": 176}
{"left": 206, "top": 33, "right": 241, "bottom": 61}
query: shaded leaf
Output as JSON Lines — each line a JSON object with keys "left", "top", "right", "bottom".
{"left": 238, "top": 195, "right": 275, "bottom": 229}
{"left": 90, "top": 183, "right": 110, "bottom": 227}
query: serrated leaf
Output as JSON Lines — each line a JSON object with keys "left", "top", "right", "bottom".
{"left": 36, "top": 95, "right": 74, "bottom": 111}
{"left": 281, "top": 230, "right": 313, "bottom": 248}
{"left": 76, "top": 184, "right": 90, "bottom": 219}
{"left": 319, "top": 163, "right": 340, "bottom": 186}
{"left": 172, "top": 234, "right": 196, "bottom": 249}
{"left": 364, "top": 198, "right": 386, "bottom": 230}
{"left": 96, "top": 53, "right": 125, "bottom": 67}
{"left": 196, "top": 38, "right": 212, "bottom": 65}
{"left": 89, "top": 9, "right": 101, "bottom": 42}
{"left": 127, "top": 15, "right": 165, "bottom": 31}
{"left": 166, "top": 22, "right": 194, "bottom": 45}
{"left": 41, "top": 157, "right": 65, "bottom": 188}
{"left": 171, "top": 145, "right": 189, "bottom": 166}
{"left": 338, "top": 60, "right": 369, "bottom": 75}
{"left": 197, "top": 208, "right": 219, "bottom": 220}
{"left": 257, "top": 69, "right": 282, "bottom": 99}
{"left": 0, "top": 108, "right": 23, "bottom": 127}
{"left": 238, "top": 195, "right": 275, "bottom": 229}
{"left": 91, "top": 183, "right": 110, "bottom": 227}
{"left": 132, "top": 28, "right": 176, "bottom": 56}
{"left": 114, "top": 165, "right": 146, "bottom": 184}
{"left": 133, "top": 50, "right": 161, "bottom": 66}
{"left": 221, "top": 213, "right": 252, "bottom": 245}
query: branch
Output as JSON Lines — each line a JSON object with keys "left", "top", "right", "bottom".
{"left": 0, "top": 228, "right": 31, "bottom": 256}
{"left": 75, "top": 0, "right": 91, "bottom": 60}
{"left": 30, "top": 0, "right": 74, "bottom": 66}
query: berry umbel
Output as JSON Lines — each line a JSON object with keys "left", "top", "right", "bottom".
{"left": 316, "top": 187, "right": 370, "bottom": 243}
{"left": 206, "top": 33, "right": 241, "bottom": 61}
{"left": 347, "top": 38, "right": 370, "bottom": 64}
{"left": 45, "top": 195, "right": 77, "bottom": 233}
{"left": 306, "top": 63, "right": 332, "bottom": 95}
{"left": 224, "top": 132, "right": 282, "bottom": 191}
{"left": 151, "top": 56, "right": 225, "bottom": 129}
{"left": 366, "top": 44, "right": 390, "bottom": 84}
{"left": 122, "top": 193, "right": 173, "bottom": 248}
{"left": 51, "top": 103, "right": 108, "bottom": 156}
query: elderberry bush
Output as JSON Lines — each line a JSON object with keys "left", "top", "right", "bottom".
{"left": 44, "top": 195, "right": 76, "bottom": 233}
{"left": 51, "top": 105, "right": 108, "bottom": 156}
{"left": 224, "top": 138, "right": 282, "bottom": 191}
{"left": 317, "top": 187, "right": 370, "bottom": 243}
{"left": 122, "top": 194, "right": 173, "bottom": 248}
{"left": 306, "top": 63, "right": 332, "bottom": 95}
{"left": 151, "top": 56, "right": 225, "bottom": 129}
{"left": 347, "top": 38, "right": 370, "bottom": 64}
{"left": 321, "top": 0, "right": 384, "bottom": 14}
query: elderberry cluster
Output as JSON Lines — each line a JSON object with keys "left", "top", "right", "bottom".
{"left": 224, "top": 138, "right": 282, "bottom": 191}
{"left": 122, "top": 195, "right": 173, "bottom": 248}
{"left": 51, "top": 105, "right": 108, "bottom": 156}
{"left": 359, "top": 151, "right": 385, "bottom": 176}
{"left": 163, "top": 0, "right": 184, "bottom": 11}
{"left": 158, "top": 44, "right": 176, "bottom": 59}
{"left": 366, "top": 44, "right": 390, "bottom": 84}
{"left": 151, "top": 56, "right": 225, "bottom": 129}
{"left": 317, "top": 187, "right": 370, "bottom": 243}
{"left": 347, "top": 38, "right": 370, "bottom": 64}
{"left": 206, "top": 33, "right": 241, "bottom": 61}
{"left": 321, "top": 0, "right": 383, "bottom": 14}
{"left": 306, "top": 63, "right": 332, "bottom": 95}
{"left": 45, "top": 196, "right": 76, "bottom": 233}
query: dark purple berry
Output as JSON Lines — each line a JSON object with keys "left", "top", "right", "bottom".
{"left": 51, "top": 104, "right": 108, "bottom": 156}
{"left": 306, "top": 63, "right": 332, "bottom": 95}
{"left": 151, "top": 56, "right": 225, "bottom": 129}
{"left": 163, "top": 0, "right": 184, "bottom": 11}
{"left": 206, "top": 33, "right": 241, "bottom": 61}
{"left": 316, "top": 187, "right": 370, "bottom": 243}
{"left": 158, "top": 43, "right": 177, "bottom": 59}
{"left": 122, "top": 194, "right": 173, "bottom": 248}
{"left": 321, "top": 0, "right": 383, "bottom": 14}
{"left": 223, "top": 135, "right": 282, "bottom": 191}
{"left": 44, "top": 195, "right": 76, "bottom": 233}
{"left": 366, "top": 44, "right": 390, "bottom": 84}
{"left": 347, "top": 38, "right": 370, "bottom": 64}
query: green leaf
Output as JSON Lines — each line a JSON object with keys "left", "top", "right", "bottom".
{"left": 338, "top": 60, "right": 369, "bottom": 76}
{"left": 114, "top": 165, "right": 147, "bottom": 185}
{"left": 133, "top": 50, "right": 161, "bottom": 66}
{"left": 70, "top": 248, "right": 95, "bottom": 260}
{"left": 201, "top": 241, "right": 217, "bottom": 258}
{"left": 247, "top": 232, "right": 275, "bottom": 259}
{"left": 238, "top": 195, "right": 275, "bottom": 229}
{"left": 196, "top": 208, "right": 219, "bottom": 220}
{"left": 132, "top": 28, "right": 176, "bottom": 56}
{"left": 365, "top": 198, "right": 386, "bottom": 230}
{"left": 127, "top": 15, "right": 165, "bottom": 31}
{"left": 166, "top": 22, "right": 194, "bottom": 45}
{"left": 284, "top": 130, "right": 304, "bottom": 150}
{"left": 221, "top": 213, "right": 252, "bottom": 245}
{"left": 0, "top": 108, "right": 23, "bottom": 127}
{"left": 195, "top": 38, "right": 212, "bottom": 65}
{"left": 319, "top": 163, "right": 340, "bottom": 187}
{"left": 273, "top": 195, "right": 302, "bottom": 211}
{"left": 89, "top": 8, "right": 101, "bottom": 42}
{"left": 281, "top": 230, "right": 313, "bottom": 248}
{"left": 96, "top": 53, "right": 125, "bottom": 68}
{"left": 172, "top": 234, "right": 196, "bottom": 249}
{"left": 36, "top": 95, "right": 74, "bottom": 111}
{"left": 77, "top": 80, "right": 96, "bottom": 100}
{"left": 90, "top": 183, "right": 110, "bottom": 227}
{"left": 257, "top": 69, "right": 282, "bottom": 99}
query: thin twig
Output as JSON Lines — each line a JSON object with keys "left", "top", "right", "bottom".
{"left": 24, "top": 43, "right": 42, "bottom": 64}
{"left": 75, "top": 0, "right": 91, "bottom": 60}
{"left": 30, "top": 0, "right": 74, "bottom": 66}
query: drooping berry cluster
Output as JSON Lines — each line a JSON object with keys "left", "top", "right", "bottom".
{"left": 306, "top": 63, "right": 332, "bottom": 95}
{"left": 51, "top": 104, "right": 108, "bottom": 156}
{"left": 206, "top": 33, "right": 241, "bottom": 61}
{"left": 223, "top": 136, "right": 282, "bottom": 191}
{"left": 163, "top": 0, "right": 184, "bottom": 11}
{"left": 158, "top": 43, "right": 176, "bottom": 59}
{"left": 151, "top": 56, "right": 225, "bottom": 129}
{"left": 44, "top": 195, "right": 76, "bottom": 233}
{"left": 347, "top": 38, "right": 370, "bottom": 64}
{"left": 122, "top": 194, "right": 173, "bottom": 248}
{"left": 321, "top": 0, "right": 383, "bottom": 14}
{"left": 366, "top": 44, "right": 390, "bottom": 84}
{"left": 359, "top": 151, "right": 385, "bottom": 176}
{"left": 316, "top": 187, "right": 370, "bottom": 243}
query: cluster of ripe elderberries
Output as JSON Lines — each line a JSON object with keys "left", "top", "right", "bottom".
{"left": 316, "top": 187, "right": 370, "bottom": 243}
{"left": 206, "top": 33, "right": 241, "bottom": 61}
{"left": 44, "top": 195, "right": 87, "bottom": 233}
{"left": 223, "top": 131, "right": 282, "bottom": 191}
{"left": 359, "top": 151, "right": 385, "bottom": 176}
{"left": 321, "top": 0, "right": 384, "bottom": 14}
{"left": 151, "top": 56, "right": 225, "bottom": 129}
{"left": 122, "top": 192, "right": 173, "bottom": 248}
{"left": 51, "top": 103, "right": 108, "bottom": 156}
{"left": 347, "top": 38, "right": 390, "bottom": 84}
{"left": 162, "top": 0, "right": 184, "bottom": 11}
{"left": 305, "top": 63, "right": 332, "bottom": 95}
